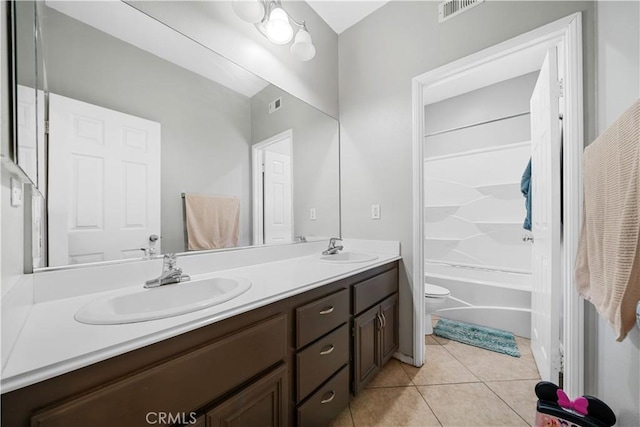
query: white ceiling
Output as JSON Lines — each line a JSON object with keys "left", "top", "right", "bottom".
{"left": 306, "top": 1, "right": 390, "bottom": 34}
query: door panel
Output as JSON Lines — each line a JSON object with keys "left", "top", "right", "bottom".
{"left": 353, "top": 305, "right": 380, "bottom": 394}
{"left": 264, "top": 149, "right": 292, "bottom": 244}
{"left": 380, "top": 294, "right": 399, "bottom": 364}
{"left": 529, "top": 47, "right": 562, "bottom": 382}
{"left": 207, "top": 365, "right": 287, "bottom": 427}
{"left": 48, "top": 93, "right": 161, "bottom": 266}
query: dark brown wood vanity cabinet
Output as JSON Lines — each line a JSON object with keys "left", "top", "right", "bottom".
{"left": 1, "top": 260, "right": 399, "bottom": 427}
{"left": 294, "top": 289, "right": 350, "bottom": 427}
{"left": 352, "top": 268, "right": 399, "bottom": 394}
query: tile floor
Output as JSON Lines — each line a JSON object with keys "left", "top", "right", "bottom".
{"left": 329, "top": 329, "right": 541, "bottom": 427}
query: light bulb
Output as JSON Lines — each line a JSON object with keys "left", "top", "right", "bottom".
{"left": 266, "top": 7, "right": 293, "bottom": 44}
{"left": 232, "top": 0, "right": 265, "bottom": 24}
{"left": 291, "top": 28, "right": 316, "bottom": 61}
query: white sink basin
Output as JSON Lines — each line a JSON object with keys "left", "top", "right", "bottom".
{"left": 75, "top": 277, "right": 252, "bottom": 325}
{"left": 317, "top": 252, "right": 378, "bottom": 264}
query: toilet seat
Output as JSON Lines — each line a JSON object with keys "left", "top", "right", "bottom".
{"left": 425, "top": 283, "right": 450, "bottom": 298}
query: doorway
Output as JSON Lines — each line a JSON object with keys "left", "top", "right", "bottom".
{"left": 412, "top": 13, "right": 584, "bottom": 397}
{"left": 252, "top": 129, "right": 294, "bottom": 245}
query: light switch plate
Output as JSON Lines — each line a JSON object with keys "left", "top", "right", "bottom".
{"left": 371, "top": 204, "right": 380, "bottom": 220}
{"left": 310, "top": 208, "right": 316, "bottom": 221}
{"left": 10, "top": 178, "right": 23, "bottom": 207}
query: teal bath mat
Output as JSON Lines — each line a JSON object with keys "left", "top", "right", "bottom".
{"left": 434, "top": 318, "right": 520, "bottom": 357}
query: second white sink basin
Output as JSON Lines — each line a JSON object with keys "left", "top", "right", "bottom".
{"left": 75, "top": 276, "right": 252, "bottom": 325}
{"left": 317, "top": 252, "right": 378, "bottom": 264}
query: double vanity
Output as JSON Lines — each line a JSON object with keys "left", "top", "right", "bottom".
{"left": 1, "top": 240, "right": 401, "bottom": 426}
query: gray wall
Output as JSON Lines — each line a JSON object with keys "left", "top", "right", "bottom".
{"left": 251, "top": 85, "right": 340, "bottom": 240}
{"left": 339, "top": 1, "right": 596, "bottom": 357}
{"left": 129, "top": 1, "right": 339, "bottom": 119}
{"left": 42, "top": 8, "right": 253, "bottom": 255}
{"left": 586, "top": 2, "right": 640, "bottom": 425}
{"left": 1, "top": 169, "right": 24, "bottom": 295}
{"left": 424, "top": 72, "right": 538, "bottom": 156}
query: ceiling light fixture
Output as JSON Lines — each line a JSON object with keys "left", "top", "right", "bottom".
{"left": 232, "top": 0, "right": 316, "bottom": 61}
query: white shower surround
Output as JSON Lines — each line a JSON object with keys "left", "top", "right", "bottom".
{"left": 424, "top": 140, "right": 533, "bottom": 338}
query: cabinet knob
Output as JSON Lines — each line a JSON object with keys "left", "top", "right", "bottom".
{"left": 320, "top": 391, "right": 336, "bottom": 404}
{"left": 319, "top": 306, "right": 334, "bottom": 315}
{"left": 319, "top": 344, "right": 335, "bottom": 355}
{"left": 522, "top": 235, "right": 534, "bottom": 243}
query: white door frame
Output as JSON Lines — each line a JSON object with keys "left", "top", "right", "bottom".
{"left": 412, "top": 13, "right": 584, "bottom": 397}
{"left": 252, "top": 129, "right": 294, "bottom": 245}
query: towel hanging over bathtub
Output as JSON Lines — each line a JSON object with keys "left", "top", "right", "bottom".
{"left": 184, "top": 193, "right": 240, "bottom": 251}
{"left": 521, "top": 159, "right": 532, "bottom": 231}
{"left": 575, "top": 99, "right": 640, "bottom": 341}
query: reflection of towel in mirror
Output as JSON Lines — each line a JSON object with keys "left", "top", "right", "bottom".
{"left": 575, "top": 100, "right": 640, "bottom": 341}
{"left": 184, "top": 194, "right": 240, "bottom": 250}
{"left": 520, "top": 159, "right": 532, "bottom": 231}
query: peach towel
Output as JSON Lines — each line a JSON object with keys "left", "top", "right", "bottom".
{"left": 184, "top": 194, "right": 240, "bottom": 250}
{"left": 575, "top": 100, "right": 640, "bottom": 341}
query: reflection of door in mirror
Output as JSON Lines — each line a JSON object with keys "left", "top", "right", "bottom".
{"left": 48, "top": 93, "right": 161, "bottom": 266}
{"left": 253, "top": 130, "right": 293, "bottom": 245}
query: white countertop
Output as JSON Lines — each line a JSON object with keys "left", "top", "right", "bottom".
{"left": 1, "top": 248, "right": 400, "bottom": 393}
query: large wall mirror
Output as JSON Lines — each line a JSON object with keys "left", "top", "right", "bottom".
{"left": 18, "top": 1, "right": 340, "bottom": 269}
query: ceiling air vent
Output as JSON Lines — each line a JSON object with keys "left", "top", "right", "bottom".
{"left": 438, "top": 0, "right": 484, "bottom": 23}
{"left": 268, "top": 97, "right": 282, "bottom": 114}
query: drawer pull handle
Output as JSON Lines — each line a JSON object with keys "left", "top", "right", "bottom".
{"left": 381, "top": 312, "right": 387, "bottom": 328}
{"left": 320, "top": 344, "right": 335, "bottom": 355}
{"left": 320, "top": 391, "right": 336, "bottom": 404}
{"left": 319, "top": 306, "right": 335, "bottom": 315}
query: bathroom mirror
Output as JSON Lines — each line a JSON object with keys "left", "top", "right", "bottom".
{"left": 11, "top": 0, "right": 46, "bottom": 189}
{"left": 25, "top": 0, "right": 339, "bottom": 268}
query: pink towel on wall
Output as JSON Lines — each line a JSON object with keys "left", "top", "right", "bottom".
{"left": 575, "top": 99, "right": 640, "bottom": 341}
{"left": 184, "top": 194, "right": 240, "bottom": 250}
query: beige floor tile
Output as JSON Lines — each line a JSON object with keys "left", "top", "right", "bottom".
{"left": 328, "top": 406, "right": 355, "bottom": 427}
{"left": 366, "top": 359, "right": 414, "bottom": 388}
{"left": 432, "top": 335, "right": 451, "bottom": 345}
{"left": 418, "top": 383, "right": 528, "bottom": 426}
{"left": 350, "top": 387, "right": 441, "bottom": 427}
{"left": 425, "top": 335, "right": 440, "bottom": 346}
{"left": 485, "top": 380, "right": 539, "bottom": 426}
{"left": 402, "top": 346, "right": 479, "bottom": 385}
{"left": 440, "top": 339, "right": 540, "bottom": 382}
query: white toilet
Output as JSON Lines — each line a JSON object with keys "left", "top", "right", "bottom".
{"left": 424, "top": 283, "right": 451, "bottom": 335}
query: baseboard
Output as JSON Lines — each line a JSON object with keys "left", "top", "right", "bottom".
{"left": 392, "top": 352, "right": 414, "bottom": 366}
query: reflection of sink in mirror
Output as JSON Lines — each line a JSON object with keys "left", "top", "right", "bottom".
{"left": 75, "top": 277, "right": 252, "bottom": 325}
{"left": 317, "top": 252, "right": 378, "bottom": 264}
{"left": 31, "top": 1, "right": 339, "bottom": 269}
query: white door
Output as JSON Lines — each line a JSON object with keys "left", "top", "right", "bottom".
{"left": 48, "top": 93, "right": 161, "bottom": 266}
{"left": 263, "top": 149, "right": 292, "bottom": 244}
{"left": 529, "top": 47, "right": 562, "bottom": 382}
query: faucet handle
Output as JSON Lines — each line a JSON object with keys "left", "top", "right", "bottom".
{"left": 163, "top": 253, "right": 177, "bottom": 269}
{"left": 328, "top": 237, "right": 342, "bottom": 247}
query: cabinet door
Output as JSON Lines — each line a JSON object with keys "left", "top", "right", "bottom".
{"left": 380, "top": 293, "right": 399, "bottom": 364}
{"left": 353, "top": 304, "right": 380, "bottom": 394}
{"left": 207, "top": 364, "right": 287, "bottom": 427}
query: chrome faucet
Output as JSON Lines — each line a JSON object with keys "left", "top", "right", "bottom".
{"left": 144, "top": 254, "right": 190, "bottom": 288}
{"left": 322, "top": 237, "right": 343, "bottom": 255}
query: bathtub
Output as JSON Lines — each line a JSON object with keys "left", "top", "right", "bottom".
{"left": 425, "top": 262, "right": 532, "bottom": 338}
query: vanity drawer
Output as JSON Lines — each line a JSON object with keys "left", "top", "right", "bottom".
{"left": 30, "top": 314, "right": 287, "bottom": 427}
{"left": 296, "top": 288, "right": 349, "bottom": 348}
{"left": 353, "top": 267, "right": 398, "bottom": 314}
{"left": 296, "top": 323, "right": 349, "bottom": 402}
{"left": 297, "top": 365, "right": 350, "bottom": 427}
